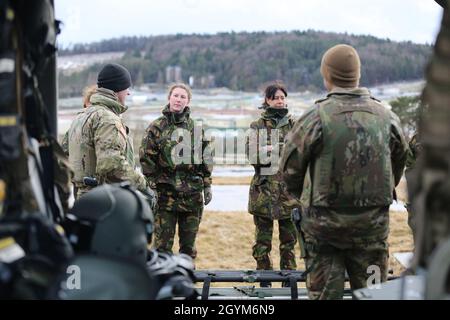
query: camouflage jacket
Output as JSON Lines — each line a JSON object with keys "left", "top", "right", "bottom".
{"left": 281, "top": 87, "right": 408, "bottom": 206}
{"left": 280, "top": 87, "right": 408, "bottom": 243}
{"left": 247, "top": 107, "right": 298, "bottom": 219}
{"left": 404, "top": 131, "right": 422, "bottom": 216}
{"left": 139, "top": 105, "right": 213, "bottom": 194}
{"left": 61, "top": 131, "right": 69, "bottom": 157}
{"left": 67, "top": 88, "right": 147, "bottom": 195}
{"left": 405, "top": 132, "right": 421, "bottom": 172}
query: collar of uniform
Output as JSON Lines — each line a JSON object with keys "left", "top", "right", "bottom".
{"left": 262, "top": 107, "right": 289, "bottom": 119}
{"left": 162, "top": 104, "right": 191, "bottom": 124}
{"left": 327, "top": 87, "right": 370, "bottom": 98}
{"left": 90, "top": 87, "right": 128, "bottom": 115}
{"left": 261, "top": 107, "right": 290, "bottom": 128}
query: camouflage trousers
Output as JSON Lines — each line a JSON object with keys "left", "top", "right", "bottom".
{"left": 153, "top": 190, "right": 204, "bottom": 260}
{"left": 406, "top": 203, "right": 417, "bottom": 246}
{"left": 252, "top": 215, "right": 297, "bottom": 270}
{"left": 304, "top": 236, "right": 389, "bottom": 300}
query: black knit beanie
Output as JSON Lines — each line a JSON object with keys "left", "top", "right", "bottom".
{"left": 97, "top": 63, "right": 132, "bottom": 92}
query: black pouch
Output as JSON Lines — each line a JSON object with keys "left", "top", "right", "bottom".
{"left": 292, "top": 207, "right": 307, "bottom": 258}
{"left": 0, "top": 52, "right": 16, "bottom": 109}
{"left": 0, "top": 115, "right": 21, "bottom": 161}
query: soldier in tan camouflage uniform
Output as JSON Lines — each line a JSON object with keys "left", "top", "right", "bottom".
{"left": 247, "top": 82, "right": 298, "bottom": 286}
{"left": 61, "top": 85, "right": 97, "bottom": 156}
{"left": 280, "top": 44, "right": 409, "bottom": 299}
{"left": 139, "top": 83, "right": 213, "bottom": 260}
{"left": 67, "top": 63, "right": 149, "bottom": 199}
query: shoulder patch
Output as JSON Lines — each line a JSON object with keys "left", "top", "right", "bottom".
{"left": 115, "top": 122, "right": 127, "bottom": 140}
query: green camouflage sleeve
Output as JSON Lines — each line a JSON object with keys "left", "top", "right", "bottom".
{"left": 279, "top": 106, "right": 322, "bottom": 198}
{"left": 389, "top": 111, "right": 409, "bottom": 186}
{"left": 245, "top": 122, "right": 253, "bottom": 162}
{"left": 94, "top": 116, "right": 147, "bottom": 191}
{"left": 202, "top": 130, "right": 213, "bottom": 188}
{"left": 405, "top": 132, "right": 421, "bottom": 172}
{"left": 139, "top": 125, "right": 159, "bottom": 188}
{"left": 246, "top": 121, "right": 258, "bottom": 166}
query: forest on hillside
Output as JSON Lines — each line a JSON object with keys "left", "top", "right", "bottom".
{"left": 59, "top": 30, "right": 432, "bottom": 97}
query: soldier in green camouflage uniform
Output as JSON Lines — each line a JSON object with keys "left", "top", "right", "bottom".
{"left": 280, "top": 45, "right": 408, "bottom": 299}
{"left": 67, "top": 64, "right": 148, "bottom": 198}
{"left": 139, "top": 83, "right": 213, "bottom": 260}
{"left": 247, "top": 82, "right": 298, "bottom": 282}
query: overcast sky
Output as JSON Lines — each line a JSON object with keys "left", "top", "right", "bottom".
{"left": 55, "top": 0, "right": 444, "bottom": 48}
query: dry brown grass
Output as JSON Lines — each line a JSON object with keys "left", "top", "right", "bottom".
{"left": 395, "top": 178, "right": 408, "bottom": 203}
{"left": 165, "top": 179, "right": 413, "bottom": 289}
{"left": 168, "top": 209, "right": 413, "bottom": 277}
{"left": 212, "top": 176, "right": 252, "bottom": 185}
{"left": 388, "top": 210, "right": 414, "bottom": 275}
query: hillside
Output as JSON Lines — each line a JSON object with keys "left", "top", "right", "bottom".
{"left": 58, "top": 30, "right": 432, "bottom": 97}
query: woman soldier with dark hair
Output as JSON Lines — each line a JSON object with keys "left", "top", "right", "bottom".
{"left": 247, "top": 81, "right": 298, "bottom": 287}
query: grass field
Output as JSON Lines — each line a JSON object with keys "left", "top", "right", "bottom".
{"left": 168, "top": 208, "right": 413, "bottom": 277}
{"left": 161, "top": 176, "right": 413, "bottom": 289}
{"left": 212, "top": 176, "right": 252, "bottom": 185}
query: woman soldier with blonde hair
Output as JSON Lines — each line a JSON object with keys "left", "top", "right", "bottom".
{"left": 61, "top": 85, "right": 97, "bottom": 155}
{"left": 82, "top": 84, "right": 97, "bottom": 108}
{"left": 140, "top": 83, "right": 213, "bottom": 261}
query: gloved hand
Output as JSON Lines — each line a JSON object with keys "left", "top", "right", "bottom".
{"left": 141, "top": 187, "right": 158, "bottom": 212}
{"left": 204, "top": 186, "right": 212, "bottom": 205}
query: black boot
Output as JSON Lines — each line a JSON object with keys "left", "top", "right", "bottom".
{"left": 260, "top": 281, "right": 272, "bottom": 288}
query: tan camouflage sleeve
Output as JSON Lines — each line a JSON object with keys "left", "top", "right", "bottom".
{"left": 139, "top": 126, "right": 159, "bottom": 188}
{"left": 389, "top": 111, "right": 409, "bottom": 186}
{"left": 51, "top": 136, "right": 73, "bottom": 213}
{"left": 61, "top": 130, "right": 69, "bottom": 157}
{"left": 94, "top": 118, "right": 147, "bottom": 191}
{"left": 279, "top": 107, "right": 322, "bottom": 199}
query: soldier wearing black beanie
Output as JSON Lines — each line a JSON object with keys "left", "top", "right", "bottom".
{"left": 67, "top": 61, "right": 153, "bottom": 201}
{"left": 97, "top": 63, "right": 132, "bottom": 92}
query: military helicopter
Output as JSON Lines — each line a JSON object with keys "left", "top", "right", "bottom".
{"left": 0, "top": 0, "right": 449, "bottom": 300}
{"left": 0, "top": 0, "right": 197, "bottom": 300}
